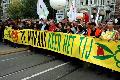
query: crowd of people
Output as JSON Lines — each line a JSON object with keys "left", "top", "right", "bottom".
{"left": 0, "top": 18, "right": 120, "bottom": 79}
{"left": 0, "top": 18, "right": 120, "bottom": 42}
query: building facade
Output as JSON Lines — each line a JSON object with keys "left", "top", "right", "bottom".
{"left": 67, "top": 0, "right": 116, "bottom": 21}
{"left": 1, "top": 0, "right": 10, "bottom": 19}
{"left": 77, "top": 0, "right": 116, "bottom": 15}
{"left": 1, "top": 0, "right": 119, "bottom": 20}
{"left": 1, "top": 0, "right": 21, "bottom": 20}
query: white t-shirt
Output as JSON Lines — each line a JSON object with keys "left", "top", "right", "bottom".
{"left": 115, "top": 19, "right": 118, "bottom": 24}
{"left": 41, "top": 24, "right": 46, "bottom": 30}
{"left": 101, "top": 29, "right": 118, "bottom": 40}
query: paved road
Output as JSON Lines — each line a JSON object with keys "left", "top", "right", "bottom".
{"left": 0, "top": 43, "right": 27, "bottom": 55}
{"left": 0, "top": 43, "right": 15, "bottom": 51}
{"left": 0, "top": 44, "right": 118, "bottom": 80}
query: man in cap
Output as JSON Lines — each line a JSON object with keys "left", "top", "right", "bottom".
{"left": 101, "top": 21, "right": 119, "bottom": 41}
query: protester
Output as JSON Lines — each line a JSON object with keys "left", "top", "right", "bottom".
{"left": 48, "top": 21, "right": 57, "bottom": 32}
{"left": 83, "top": 12, "right": 89, "bottom": 24}
{"left": 66, "top": 23, "right": 74, "bottom": 34}
{"left": 86, "top": 23, "right": 93, "bottom": 36}
{"left": 56, "top": 22, "right": 64, "bottom": 32}
{"left": 76, "top": 24, "right": 86, "bottom": 35}
{"left": 100, "top": 21, "right": 119, "bottom": 41}
{"left": 116, "top": 16, "right": 120, "bottom": 25}
{"left": 0, "top": 18, "right": 119, "bottom": 41}
{"left": 34, "top": 22, "right": 39, "bottom": 30}
{"left": 40, "top": 19, "right": 49, "bottom": 30}
{"left": 118, "top": 28, "right": 120, "bottom": 40}
{"left": 1, "top": 17, "right": 120, "bottom": 78}
{"left": 71, "top": 22, "right": 77, "bottom": 34}
{"left": 95, "top": 26, "right": 102, "bottom": 38}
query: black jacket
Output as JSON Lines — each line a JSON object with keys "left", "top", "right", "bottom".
{"left": 40, "top": 24, "right": 49, "bottom": 30}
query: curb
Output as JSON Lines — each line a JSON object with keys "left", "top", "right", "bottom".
{"left": 0, "top": 48, "right": 28, "bottom": 56}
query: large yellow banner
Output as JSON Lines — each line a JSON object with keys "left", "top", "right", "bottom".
{"left": 4, "top": 27, "right": 120, "bottom": 72}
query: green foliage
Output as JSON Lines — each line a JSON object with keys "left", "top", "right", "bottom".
{"left": 0, "top": 0, "right": 2, "bottom": 18}
{"left": 7, "top": 0, "right": 38, "bottom": 19}
{"left": 7, "top": 1, "right": 23, "bottom": 19}
{"left": 20, "top": 0, "right": 38, "bottom": 19}
{"left": 7, "top": 0, "right": 56, "bottom": 19}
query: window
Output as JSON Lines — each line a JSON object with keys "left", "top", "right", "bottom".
{"left": 91, "top": 0, "right": 92, "bottom": 4}
{"left": 112, "top": 0, "right": 115, "bottom": 3}
{"left": 103, "top": 0, "right": 104, "bottom": 5}
{"left": 5, "top": 4, "right": 7, "bottom": 7}
{"left": 107, "top": 0, "right": 110, "bottom": 4}
{"left": 94, "top": 0, "right": 97, "bottom": 4}
{"left": 101, "top": 0, "right": 102, "bottom": 5}
{"left": 86, "top": 0, "right": 88, "bottom": 5}
{"left": 81, "top": 2, "right": 83, "bottom": 5}
{"left": 3, "top": 1, "right": 6, "bottom": 3}
{"left": 60, "top": 11, "right": 63, "bottom": 13}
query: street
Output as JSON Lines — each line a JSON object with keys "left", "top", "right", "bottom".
{"left": 0, "top": 43, "right": 117, "bottom": 80}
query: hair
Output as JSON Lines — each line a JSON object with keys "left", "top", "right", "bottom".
{"left": 58, "top": 22, "right": 63, "bottom": 26}
{"left": 55, "top": 23, "right": 59, "bottom": 28}
{"left": 36, "top": 21, "right": 39, "bottom": 24}
{"left": 78, "top": 25, "right": 83, "bottom": 30}
{"left": 91, "top": 22, "right": 96, "bottom": 26}
{"left": 67, "top": 22, "right": 72, "bottom": 28}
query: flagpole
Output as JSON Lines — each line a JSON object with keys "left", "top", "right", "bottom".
{"left": 53, "top": 9, "right": 54, "bottom": 19}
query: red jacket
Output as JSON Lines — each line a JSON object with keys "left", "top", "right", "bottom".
{"left": 95, "top": 28, "right": 101, "bottom": 37}
{"left": 84, "top": 13, "right": 89, "bottom": 23}
{"left": 48, "top": 24, "right": 57, "bottom": 32}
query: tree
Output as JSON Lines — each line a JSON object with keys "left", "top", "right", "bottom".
{"left": 7, "top": 0, "right": 56, "bottom": 19}
{"left": 0, "top": 0, "right": 2, "bottom": 18}
{"left": 7, "top": 0, "right": 38, "bottom": 19}
{"left": 21, "top": 0, "right": 38, "bottom": 19}
{"left": 20, "top": 0, "right": 56, "bottom": 19}
{"left": 7, "top": 1, "right": 23, "bottom": 19}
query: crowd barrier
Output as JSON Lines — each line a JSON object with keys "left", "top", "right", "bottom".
{"left": 4, "top": 27, "right": 120, "bottom": 72}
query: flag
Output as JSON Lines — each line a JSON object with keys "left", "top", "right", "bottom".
{"left": 37, "top": 0, "right": 49, "bottom": 19}
{"left": 95, "top": 7, "right": 100, "bottom": 25}
{"left": 68, "top": 0, "right": 77, "bottom": 21}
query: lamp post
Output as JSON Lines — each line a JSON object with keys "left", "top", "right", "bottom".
{"left": 88, "top": 0, "right": 92, "bottom": 21}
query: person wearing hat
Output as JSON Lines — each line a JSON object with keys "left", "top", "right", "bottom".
{"left": 86, "top": 22, "right": 97, "bottom": 37}
{"left": 101, "top": 21, "right": 119, "bottom": 41}
{"left": 48, "top": 21, "right": 57, "bottom": 32}
{"left": 40, "top": 19, "right": 49, "bottom": 31}
{"left": 76, "top": 24, "right": 87, "bottom": 35}
{"left": 95, "top": 26, "right": 102, "bottom": 38}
